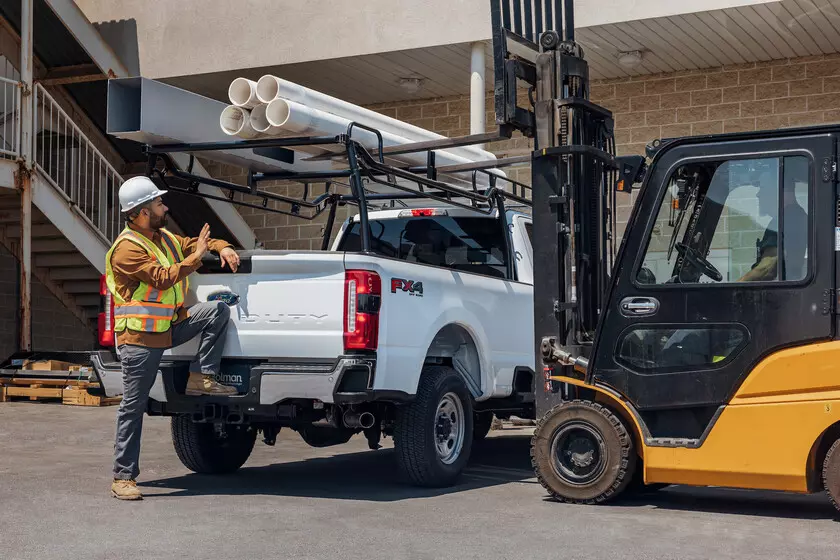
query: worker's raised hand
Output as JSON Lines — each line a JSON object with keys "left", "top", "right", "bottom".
{"left": 194, "top": 223, "right": 211, "bottom": 259}
{"left": 219, "top": 247, "right": 240, "bottom": 273}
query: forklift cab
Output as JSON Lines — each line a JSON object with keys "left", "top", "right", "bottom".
{"left": 593, "top": 132, "right": 835, "bottom": 439}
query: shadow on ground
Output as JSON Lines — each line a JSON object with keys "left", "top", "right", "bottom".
{"left": 612, "top": 485, "right": 839, "bottom": 521}
{"left": 142, "top": 433, "right": 536, "bottom": 502}
{"left": 144, "top": 430, "right": 839, "bottom": 520}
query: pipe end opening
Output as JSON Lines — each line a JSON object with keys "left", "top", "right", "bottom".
{"left": 256, "top": 75, "right": 280, "bottom": 104}
{"left": 265, "top": 99, "right": 291, "bottom": 128}
{"left": 220, "top": 105, "right": 248, "bottom": 136}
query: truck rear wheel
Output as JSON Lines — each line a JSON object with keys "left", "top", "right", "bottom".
{"left": 822, "top": 437, "right": 840, "bottom": 511}
{"left": 171, "top": 415, "right": 257, "bottom": 474}
{"left": 394, "top": 366, "right": 474, "bottom": 487}
{"left": 531, "top": 400, "right": 636, "bottom": 504}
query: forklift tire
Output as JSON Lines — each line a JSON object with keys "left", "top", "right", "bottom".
{"left": 822, "top": 437, "right": 840, "bottom": 511}
{"left": 171, "top": 415, "right": 257, "bottom": 474}
{"left": 394, "top": 366, "right": 474, "bottom": 488}
{"left": 531, "top": 400, "right": 636, "bottom": 504}
{"left": 473, "top": 412, "right": 494, "bottom": 441}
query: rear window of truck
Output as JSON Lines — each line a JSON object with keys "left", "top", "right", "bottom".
{"left": 338, "top": 216, "right": 508, "bottom": 278}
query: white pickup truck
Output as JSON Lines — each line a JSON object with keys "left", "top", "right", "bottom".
{"left": 93, "top": 206, "right": 535, "bottom": 487}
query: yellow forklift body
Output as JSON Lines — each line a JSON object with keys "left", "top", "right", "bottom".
{"left": 551, "top": 341, "right": 840, "bottom": 493}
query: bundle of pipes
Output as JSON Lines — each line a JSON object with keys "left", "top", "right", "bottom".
{"left": 221, "top": 76, "right": 504, "bottom": 186}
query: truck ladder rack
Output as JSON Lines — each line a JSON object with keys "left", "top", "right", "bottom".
{"left": 143, "top": 123, "right": 532, "bottom": 252}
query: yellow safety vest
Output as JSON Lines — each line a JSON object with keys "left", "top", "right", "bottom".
{"left": 104, "top": 227, "right": 189, "bottom": 333}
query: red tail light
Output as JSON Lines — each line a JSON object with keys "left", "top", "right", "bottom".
{"left": 98, "top": 275, "right": 115, "bottom": 347}
{"left": 344, "top": 270, "right": 381, "bottom": 351}
{"left": 399, "top": 208, "right": 448, "bottom": 217}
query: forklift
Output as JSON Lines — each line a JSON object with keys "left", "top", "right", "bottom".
{"left": 489, "top": 0, "right": 840, "bottom": 509}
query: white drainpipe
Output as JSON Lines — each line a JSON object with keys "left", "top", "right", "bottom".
{"left": 470, "top": 42, "right": 486, "bottom": 149}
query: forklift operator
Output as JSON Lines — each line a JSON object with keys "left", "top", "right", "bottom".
{"left": 105, "top": 176, "right": 241, "bottom": 501}
{"left": 738, "top": 164, "right": 807, "bottom": 282}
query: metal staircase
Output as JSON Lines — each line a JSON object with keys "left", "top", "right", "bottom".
{"left": 0, "top": 78, "right": 122, "bottom": 328}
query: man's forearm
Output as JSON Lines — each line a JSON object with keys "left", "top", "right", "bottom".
{"left": 739, "top": 257, "right": 778, "bottom": 282}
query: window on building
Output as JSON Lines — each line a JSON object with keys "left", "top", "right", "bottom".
{"left": 637, "top": 155, "right": 809, "bottom": 285}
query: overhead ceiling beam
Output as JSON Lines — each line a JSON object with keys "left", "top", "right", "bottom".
{"left": 42, "top": 0, "right": 130, "bottom": 78}
{"left": 38, "top": 63, "right": 106, "bottom": 86}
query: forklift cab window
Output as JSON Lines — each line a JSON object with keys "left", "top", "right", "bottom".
{"left": 637, "top": 155, "right": 809, "bottom": 285}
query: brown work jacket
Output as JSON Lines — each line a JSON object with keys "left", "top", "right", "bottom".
{"left": 108, "top": 222, "right": 232, "bottom": 348}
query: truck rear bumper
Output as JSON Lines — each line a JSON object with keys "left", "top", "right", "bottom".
{"left": 91, "top": 353, "right": 411, "bottom": 422}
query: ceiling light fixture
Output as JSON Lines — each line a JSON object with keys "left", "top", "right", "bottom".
{"left": 398, "top": 77, "right": 424, "bottom": 94}
{"left": 617, "top": 50, "right": 643, "bottom": 68}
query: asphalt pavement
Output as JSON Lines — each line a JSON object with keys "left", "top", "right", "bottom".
{"left": 0, "top": 403, "right": 837, "bottom": 560}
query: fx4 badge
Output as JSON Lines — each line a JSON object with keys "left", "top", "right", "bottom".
{"left": 391, "top": 278, "right": 424, "bottom": 297}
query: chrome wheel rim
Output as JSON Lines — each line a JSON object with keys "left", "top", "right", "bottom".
{"left": 434, "top": 392, "right": 465, "bottom": 465}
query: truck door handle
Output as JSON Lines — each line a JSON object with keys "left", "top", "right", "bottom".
{"left": 620, "top": 297, "right": 659, "bottom": 317}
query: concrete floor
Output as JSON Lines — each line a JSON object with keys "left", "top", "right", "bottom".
{"left": 0, "top": 403, "right": 838, "bottom": 560}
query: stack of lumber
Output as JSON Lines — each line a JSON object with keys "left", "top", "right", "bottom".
{"left": 0, "top": 359, "right": 120, "bottom": 407}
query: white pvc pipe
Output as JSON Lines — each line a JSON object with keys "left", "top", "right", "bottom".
{"left": 255, "top": 75, "right": 495, "bottom": 163}
{"left": 470, "top": 42, "right": 486, "bottom": 147}
{"left": 249, "top": 103, "right": 284, "bottom": 135}
{"left": 220, "top": 105, "right": 260, "bottom": 139}
{"left": 264, "top": 98, "right": 503, "bottom": 184}
{"left": 228, "top": 78, "right": 261, "bottom": 109}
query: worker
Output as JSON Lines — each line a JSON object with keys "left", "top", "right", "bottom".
{"left": 739, "top": 161, "right": 808, "bottom": 282}
{"left": 105, "top": 176, "right": 241, "bottom": 501}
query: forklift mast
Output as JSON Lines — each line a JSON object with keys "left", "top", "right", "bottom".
{"left": 489, "top": 0, "right": 642, "bottom": 413}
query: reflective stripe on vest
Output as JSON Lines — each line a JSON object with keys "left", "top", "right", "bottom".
{"left": 159, "top": 229, "right": 189, "bottom": 297}
{"left": 114, "top": 302, "right": 176, "bottom": 318}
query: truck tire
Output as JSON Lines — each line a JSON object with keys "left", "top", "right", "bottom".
{"left": 531, "top": 400, "right": 636, "bottom": 504}
{"left": 822, "top": 437, "right": 840, "bottom": 511}
{"left": 394, "top": 365, "right": 474, "bottom": 487}
{"left": 473, "top": 412, "right": 494, "bottom": 441}
{"left": 171, "top": 415, "right": 257, "bottom": 474}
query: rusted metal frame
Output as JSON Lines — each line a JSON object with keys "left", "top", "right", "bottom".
{"left": 18, "top": 0, "right": 34, "bottom": 352}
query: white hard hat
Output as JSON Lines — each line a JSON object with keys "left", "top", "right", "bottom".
{"left": 118, "top": 176, "right": 167, "bottom": 213}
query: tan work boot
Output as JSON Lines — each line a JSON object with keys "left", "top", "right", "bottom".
{"left": 185, "top": 373, "right": 238, "bottom": 396}
{"left": 111, "top": 479, "right": 142, "bottom": 501}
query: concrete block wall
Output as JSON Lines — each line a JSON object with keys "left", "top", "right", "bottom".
{"left": 591, "top": 54, "right": 840, "bottom": 234}
{"left": 0, "top": 246, "right": 95, "bottom": 360}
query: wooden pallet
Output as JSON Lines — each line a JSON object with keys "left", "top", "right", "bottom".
{"left": 0, "top": 377, "right": 121, "bottom": 407}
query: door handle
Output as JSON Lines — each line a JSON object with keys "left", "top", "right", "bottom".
{"left": 620, "top": 297, "right": 659, "bottom": 317}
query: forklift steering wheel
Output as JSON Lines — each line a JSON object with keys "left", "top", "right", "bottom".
{"left": 675, "top": 242, "right": 723, "bottom": 282}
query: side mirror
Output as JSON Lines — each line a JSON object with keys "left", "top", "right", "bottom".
{"left": 614, "top": 155, "right": 647, "bottom": 193}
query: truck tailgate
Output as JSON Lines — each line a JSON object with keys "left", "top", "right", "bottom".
{"left": 167, "top": 251, "right": 346, "bottom": 360}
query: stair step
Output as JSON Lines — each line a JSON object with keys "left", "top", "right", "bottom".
{"left": 60, "top": 280, "right": 100, "bottom": 293}
{"left": 48, "top": 267, "right": 100, "bottom": 281}
{"left": 4, "top": 224, "right": 63, "bottom": 239}
{"left": 32, "top": 239, "right": 76, "bottom": 253}
{"left": 35, "top": 254, "right": 90, "bottom": 267}
{"left": 73, "top": 294, "right": 101, "bottom": 307}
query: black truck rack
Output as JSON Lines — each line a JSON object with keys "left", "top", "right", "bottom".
{"left": 143, "top": 122, "right": 533, "bottom": 256}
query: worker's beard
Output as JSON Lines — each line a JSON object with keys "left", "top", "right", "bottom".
{"left": 149, "top": 213, "right": 168, "bottom": 230}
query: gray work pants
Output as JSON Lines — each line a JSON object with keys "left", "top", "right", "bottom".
{"left": 113, "top": 301, "right": 230, "bottom": 480}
